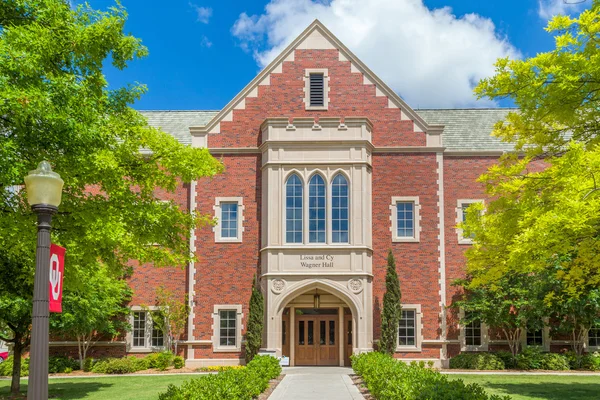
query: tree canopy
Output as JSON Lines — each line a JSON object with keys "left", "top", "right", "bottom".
{"left": 463, "top": 1, "right": 600, "bottom": 299}
{"left": 0, "top": 0, "right": 222, "bottom": 393}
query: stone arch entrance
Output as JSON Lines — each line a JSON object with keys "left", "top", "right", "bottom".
{"left": 265, "top": 278, "right": 371, "bottom": 367}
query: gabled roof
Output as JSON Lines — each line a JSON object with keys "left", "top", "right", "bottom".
{"left": 140, "top": 110, "right": 218, "bottom": 146}
{"left": 416, "top": 108, "right": 516, "bottom": 152}
{"left": 189, "top": 19, "right": 441, "bottom": 136}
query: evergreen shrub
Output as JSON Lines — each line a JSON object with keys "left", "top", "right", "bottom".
{"left": 352, "top": 352, "right": 511, "bottom": 400}
{"left": 158, "top": 355, "right": 281, "bottom": 400}
{"left": 449, "top": 353, "right": 505, "bottom": 370}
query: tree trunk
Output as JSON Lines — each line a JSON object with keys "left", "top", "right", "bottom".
{"left": 11, "top": 342, "right": 23, "bottom": 395}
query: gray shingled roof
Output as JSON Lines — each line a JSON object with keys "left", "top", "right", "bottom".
{"left": 140, "top": 108, "right": 516, "bottom": 151}
{"left": 416, "top": 108, "right": 516, "bottom": 152}
{"left": 140, "top": 110, "right": 218, "bottom": 146}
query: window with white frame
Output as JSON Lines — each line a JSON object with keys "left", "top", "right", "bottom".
{"left": 459, "top": 309, "right": 488, "bottom": 351}
{"left": 132, "top": 311, "right": 147, "bottom": 348}
{"left": 213, "top": 197, "right": 244, "bottom": 243}
{"left": 390, "top": 197, "right": 420, "bottom": 242}
{"left": 398, "top": 310, "right": 416, "bottom": 346}
{"left": 309, "top": 174, "right": 326, "bottom": 243}
{"left": 286, "top": 174, "right": 303, "bottom": 243}
{"left": 212, "top": 304, "right": 243, "bottom": 352}
{"left": 589, "top": 326, "right": 600, "bottom": 347}
{"left": 331, "top": 174, "right": 349, "bottom": 243}
{"left": 526, "top": 328, "right": 544, "bottom": 346}
{"left": 397, "top": 304, "right": 422, "bottom": 351}
{"left": 456, "top": 199, "right": 483, "bottom": 244}
{"left": 304, "top": 69, "right": 329, "bottom": 110}
{"left": 130, "top": 309, "right": 164, "bottom": 351}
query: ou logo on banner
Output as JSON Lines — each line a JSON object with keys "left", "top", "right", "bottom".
{"left": 49, "top": 244, "right": 66, "bottom": 313}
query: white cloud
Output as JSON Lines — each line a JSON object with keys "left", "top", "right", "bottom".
{"left": 200, "top": 35, "right": 213, "bottom": 48}
{"left": 190, "top": 4, "right": 213, "bottom": 24}
{"left": 231, "top": 0, "right": 521, "bottom": 108}
{"left": 538, "top": 0, "right": 587, "bottom": 20}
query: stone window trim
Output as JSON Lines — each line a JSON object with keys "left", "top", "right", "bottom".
{"left": 303, "top": 68, "right": 330, "bottom": 111}
{"left": 396, "top": 304, "right": 423, "bottom": 352}
{"left": 456, "top": 199, "right": 484, "bottom": 245}
{"left": 211, "top": 304, "right": 244, "bottom": 353}
{"left": 126, "top": 306, "right": 165, "bottom": 353}
{"left": 458, "top": 308, "right": 489, "bottom": 352}
{"left": 389, "top": 196, "right": 421, "bottom": 243}
{"left": 213, "top": 197, "right": 245, "bottom": 243}
{"left": 521, "top": 321, "right": 551, "bottom": 352}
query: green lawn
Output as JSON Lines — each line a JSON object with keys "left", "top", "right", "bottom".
{"left": 0, "top": 375, "right": 195, "bottom": 400}
{"left": 450, "top": 374, "right": 600, "bottom": 400}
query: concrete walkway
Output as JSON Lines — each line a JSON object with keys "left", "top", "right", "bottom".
{"left": 269, "top": 367, "right": 363, "bottom": 400}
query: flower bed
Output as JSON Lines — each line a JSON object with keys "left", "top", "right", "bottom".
{"left": 158, "top": 355, "right": 282, "bottom": 400}
{"left": 352, "top": 352, "right": 510, "bottom": 400}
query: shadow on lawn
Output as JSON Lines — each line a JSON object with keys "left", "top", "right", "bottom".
{"left": 0, "top": 381, "right": 113, "bottom": 400}
{"left": 484, "top": 382, "right": 600, "bottom": 400}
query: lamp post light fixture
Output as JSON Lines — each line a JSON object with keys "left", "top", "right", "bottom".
{"left": 24, "top": 161, "right": 63, "bottom": 400}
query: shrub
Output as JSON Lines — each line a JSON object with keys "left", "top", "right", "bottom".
{"left": 0, "top": 356, "right": 31, "bottom": 377}
{"left": 582, "top": 352, "right": 600, "bottom": 371}
{"left": 48, "top": 356, "right": 79, "bottom": 373}
{"left": 158, "top": 355, "right": 281, "bottom": 400}
{"left": 173, "top": 356, "right": 185, "bottom": 369}
{"left": 540, "top": 353, "right": 570, "bottom": 371}
{"left": 153, "top": 352, "right": 174, "bottom": 371}
{"left": 352, "top": 352, "right": 510, "bottom": 400}
{"left": 515, "top": 347, "right": 544, "bottom": 370}
{"left": 91, "top": 356, "right": 149, "bottom": 374}
{"left": 494, "top": 351, "right": 516, "bottom": 369}
{"left": 449, "top": 353, "right": 505, "bottom": 370}
{"left": 83, "top": 357, "right": 95, "bottom": 372}
{"left": 196, "top": 366, "right": 245, "bottom": 372}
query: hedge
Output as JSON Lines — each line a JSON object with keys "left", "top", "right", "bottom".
{"left": 0, "top": 356, "right": 79, "bottom": 376}
{"left": 352, "top": 352, "right": 511, "bottom": 400}
{"left": 158, "top": 355, "right": 282, "bottom": 400}
{"left": 450, "top": 349, "right": 599, "bottom": 371}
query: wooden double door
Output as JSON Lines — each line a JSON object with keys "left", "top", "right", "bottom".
{"left": 295, "top": 311, "right": 339, "bottom": 366}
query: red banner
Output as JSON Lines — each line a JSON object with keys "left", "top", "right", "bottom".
{"left": 49, "top": 244, "right": 65, "bottom": 313}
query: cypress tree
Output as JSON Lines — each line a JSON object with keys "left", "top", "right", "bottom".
{"left": 379, "top": 250, "right": 402, "bottom": 355}
{"left": 245, "top": 275, "right": 264, "bottom": 363}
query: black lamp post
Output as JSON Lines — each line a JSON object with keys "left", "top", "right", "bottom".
{"left": 24, "top": 161, "right": 63, "bottom": 400}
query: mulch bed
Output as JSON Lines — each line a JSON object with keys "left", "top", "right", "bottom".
{"left": 350, "top": 374, "right": 373, "bottom": 400}
{"left": 258, "top": 374, "right": 285, "bottom": 399}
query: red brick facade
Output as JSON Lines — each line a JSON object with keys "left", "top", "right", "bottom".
{"left": 50, "top": 22, "right": 534, "bottom": 367}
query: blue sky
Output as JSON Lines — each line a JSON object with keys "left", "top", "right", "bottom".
{"left": 84, "top": 0, "right": 588, "bottom": 110}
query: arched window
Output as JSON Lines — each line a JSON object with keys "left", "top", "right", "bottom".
{"left": 331, "top": 174, "right": 349, "bottom": 243}
{"left": 286, "top": 174, "right": 303, "bottom": 243}
{"left": 309, "top": 174, "right": 326, "bottom": 243}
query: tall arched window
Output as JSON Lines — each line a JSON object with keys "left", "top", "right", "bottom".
{"left": 332, "top": 174, "right": 349, "bottom": 243}
{"left": 286, "top": 174, "right": 303, "bottom": 243}
{"left": 309, "top": 174, "right": 326, "bottom": 243}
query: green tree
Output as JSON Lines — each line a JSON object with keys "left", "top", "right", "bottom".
{"left": 0, "top": 0, "right": 222, "bottom": 393}
{"left": 454, "top": 272, "right": 547, "bottom": 358}
{"left": 50, "top": 266, "right": 132, "bottom": 370}
{"left": 245, "top": 275, "right": 264, "bottom": 363}
{"left": 0, "top": 249, "right": 32, "bottom": 394}
{"left": 379, "top": 250, "right": 401, "bottom": 356}
{"left": 146, "top": 286, "right": 190, "bottom": 356}
{"left": 464, "top": 3, "right": 600, "bottom": 297}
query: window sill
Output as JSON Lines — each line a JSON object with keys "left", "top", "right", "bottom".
{"left": 213, "top": 347, "right": 242, "bottom": 353}
{"left": 458, "top": 238, "right": 474, "bottom": 245}
{"left": 392, "top": 237, "right": 420, "bottom": 243}
{"left": 215, "top": 238, "right": 243, "bottom": 244}
{"left": 395, "top": 346, "right": 422, "bottom": 353}
{"left": 129, "top": 348, "right": 154, "bottom": 353}
{"left": 461, "top": 345, "right": 489, "bottom": 352}
{"left": 305, "top": 106, "right": 328, "bottom": 111}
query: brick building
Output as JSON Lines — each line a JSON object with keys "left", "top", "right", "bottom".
{"left": 52, "top": 20, "right": 565, "bottom": 367}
